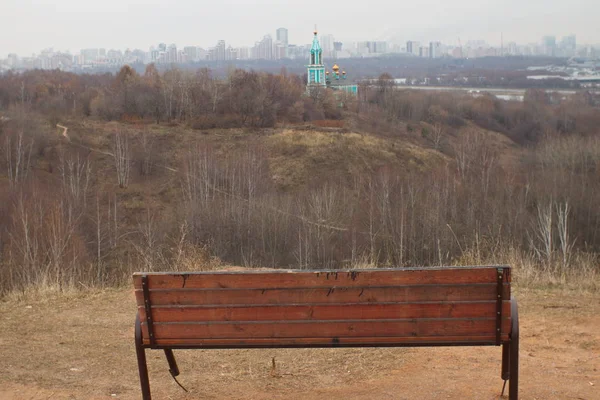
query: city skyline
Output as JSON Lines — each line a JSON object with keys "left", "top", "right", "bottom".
{"left": 1, "top": 29, "right": 592, "bottom": 60}
{"left": 2, "top": 28, "right": 597, "bottom": 60}
{"left": 2, "top": 0, "right": 600, "bottom": 56}
{"left": 2, "top": 27, "right": 596, "bottom": 73}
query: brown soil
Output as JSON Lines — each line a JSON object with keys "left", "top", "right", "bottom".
{"left": 0, "top": 287, "right": 598, "bottom": 399}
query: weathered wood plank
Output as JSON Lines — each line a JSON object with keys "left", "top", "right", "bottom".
{"left": 133, "top": 267, "right": 510, "bottom": 290}
{"left": 141, "top": 318, "right": 512, "bottom": 340}
{"left": 143, "top": 335, "right": 509, "bottom": 347}
{"left": 138, "top": 301, "right": 512, "bottom": 323}
{"left": 135, "top": 285, "right": 511, "bottom": 306}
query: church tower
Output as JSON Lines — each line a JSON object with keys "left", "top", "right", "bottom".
{"left": 306, "top": 29, "right": 326, "bottom": 89}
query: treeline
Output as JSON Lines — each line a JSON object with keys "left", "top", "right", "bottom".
{"left": 0, "top": 66, "right": 343, "bottom": 129}
{"left": 363, "top": 73, "right": 600, "bottom": 144}
{"left": 406, "top": 70, "right": 581, "bottom": 89}
{"left": 0, "top": 67, "right": 599, "bottom": 295}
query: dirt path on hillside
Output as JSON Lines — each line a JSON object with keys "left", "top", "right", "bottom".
{"left": 57, "top": 124, "right": 70, "bottom": 142}
{"left": 0, "top": 288, "right": 598, "bottom": 400}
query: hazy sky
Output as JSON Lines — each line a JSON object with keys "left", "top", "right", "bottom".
{"left": 2, "top": 0, "right": 599, "bottom": 56}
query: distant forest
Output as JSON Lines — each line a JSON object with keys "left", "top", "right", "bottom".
{"left": 33, "top": 55, "right": 581, "bottom": 89}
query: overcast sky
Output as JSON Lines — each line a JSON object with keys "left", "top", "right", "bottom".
{"left": 2, "top": 0, "right": 599, "bottom": 56}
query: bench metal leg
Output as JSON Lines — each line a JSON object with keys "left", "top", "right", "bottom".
{"left": 135, "top": 314, "right": 152, "bottom": 400}
{"left": 501, "top": 341, "right": 510, "bottom": 397}
{"left": 164, "top": 349, "right": 180, "bottom": 377}
{"left": 509, "top": 297, "right": 519, "bottom": 400}
{"left": 501, "top": 342, "right": 510, "bottom": 381}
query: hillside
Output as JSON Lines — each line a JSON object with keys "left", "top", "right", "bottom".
{"left": 2, "top": 112, "right": 599, "bottom": 294}
{"left": 2, "top": 67, "right": 600, "bottom": 296}
{"left": 29, "top": 115, "right": 520, "bottom": 207}
{"left": 65, "top": 119, "right": 455, "bottom": 187}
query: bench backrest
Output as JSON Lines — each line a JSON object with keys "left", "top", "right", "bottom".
{"left": 133, "top": 266, "right": 512, "bottom": 348}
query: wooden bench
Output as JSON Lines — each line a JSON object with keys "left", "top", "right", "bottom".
{"left": 133, "top": 266, "right": 519, "bottom": 399}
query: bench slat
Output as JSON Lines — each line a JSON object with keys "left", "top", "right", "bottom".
{"left": 143, "top": 335, "right": 509, "bottom": 347}
{"left": 141, "top": 318, "right": 512, "bottom": 341}
{"left": 138, "top": 301, "right": 512, "bottom": 323}
{"left": 133, "top": 267, "right": 510, "bottom": 290}
{"left": 135, "top": 284, "right": 511, "bottom": 306}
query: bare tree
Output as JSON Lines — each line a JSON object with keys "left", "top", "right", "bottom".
{"left": 45, "top": 201, "right": 81, "bottom": 283}
{"left": 113, "top": 131, "right": 130, "bottom": 188}
{"left": 431, "top": 123, "right": 443, "bottom": 150}
{"left": 455, "top": 134, "right": 473, "bottom": 180}
{"left": 530, "top": 201, "right": 553, "bottom": 268}
{"left": 556, "top": 201, "right": 575, "bottom": 267}
{"left": 5, "top": 131, "right": 33, "bottom": 187}
{"left": 59, "top": 149, "right": 91, "bottom": 208}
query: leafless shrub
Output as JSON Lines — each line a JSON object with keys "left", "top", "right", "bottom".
{"left": 59, "top": 149, "right": 91, "bottom": 209}
{"left": 132, "top": 208, "right": 166, "bottom": 272}
{"left": 431, "top": 123, "right": 443, "bottom": 150}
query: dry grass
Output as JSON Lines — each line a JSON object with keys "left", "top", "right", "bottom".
{"left": 1, "top": 287, "right": 598, "bottom": 399}
{"left": 455, "top": 245, "right": 599, "bottom": 292}
{"left": 267, "top": 129, "right": 447, "bottom": 189}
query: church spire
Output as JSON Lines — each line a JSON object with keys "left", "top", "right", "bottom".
{"left": 310, "top": 29, "right": 322, "bottom": 65}
{"left": 306, "top": 27, "right": 326, "bottom": 88}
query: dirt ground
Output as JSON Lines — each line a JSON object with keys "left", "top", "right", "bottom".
{"left": 0, "top": 287, "right": 598, "bottom": 400}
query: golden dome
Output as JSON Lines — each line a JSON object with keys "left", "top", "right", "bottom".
{"left": 332, "top": 64, "right": 340, "bottom": 71}
{"left": 342, "top": 70, "right": 346, "bottom": 75}
{"left": 326, "top": 71, "right": 330, "bottom": 75}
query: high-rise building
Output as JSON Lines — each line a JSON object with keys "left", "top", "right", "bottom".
{"left": 355, "top": 42, "right": 369, "bottom": 55}
{"left": 274, "top": 43, "right": 287, "bottom": 59}
{"left": 226, "top": 46, "right": 238, "bottom": 60}
{"left": 7, "top": 53, "right": 19, "bottom": 68}
{"left": 130, "top": 49, "right": 146, "bottom": 63}
{"left": 542, "top": 36, "right": 557, "bottom": 56}
{"left": 167, "top": 44, "right": 177, "bottom": 63}
{"left": 149, "top": 47, "right": 159, "bottom": 62}
{"left": 374, "top": 41, "right": 388, "bottom": 54}
{"left": 208, "top": 40, "right": 227, "bottom": 61}
{"left": 276, "top": 28, "right": 289, "bottom": 46}
{"left": 184, "top": 46, "right": 198, "bottom": 61}
{"left": 429, "top": 42, "right": 442, "bottom": 58}
{"left": 354, "top": 41, "right": 388, "bottom": 55}
{"left": 197, "top": 48, "right": 208, "bottom": 61}
{"left": 406, "top": 41, "right": 420, "bottom": 56}
{"left": 237, "top": 47, "right": 250, "bottom": 60}
{"left": 320, "top": 34, "right": 335, "bottom": 58}
{"left": 252, "top": 35, "right": 273, "bottom": 60}
{"left": 81, "top": 48, "right": 99, "bottom": 64}
{"left": 216, "top": 40, "right": 226, "bottom": 60}
{"left": 287, "top": 44, "right": 309, "bottom": 60}
{"left": 275, "top": 28, "right": 289, "bottom": 58}
{"left": 561, "top": 35, "right": 577, "bottom": 56}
